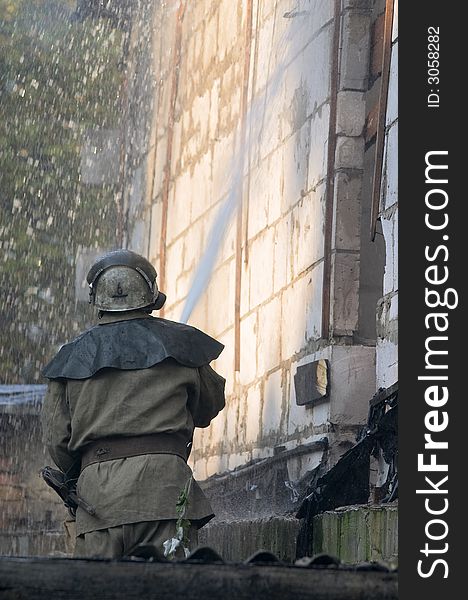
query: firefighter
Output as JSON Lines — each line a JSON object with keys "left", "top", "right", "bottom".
{"left": 41, "top": 249, "right": 225, "bottom": 559}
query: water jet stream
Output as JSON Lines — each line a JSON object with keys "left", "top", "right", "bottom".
{"left": 180, "top": 20, "right": 304, "bottom": 323}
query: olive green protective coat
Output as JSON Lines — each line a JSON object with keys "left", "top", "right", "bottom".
{"left": 41, "top": 311, "right": 226, "bottom": 537}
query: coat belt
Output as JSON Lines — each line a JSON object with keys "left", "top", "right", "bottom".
{"left": 80, "top": 432, "right": 190, "bottom": 472}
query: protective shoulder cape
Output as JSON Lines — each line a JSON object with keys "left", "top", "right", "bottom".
{"left": 42, "top": 317, "right": 224, "bottom": 380}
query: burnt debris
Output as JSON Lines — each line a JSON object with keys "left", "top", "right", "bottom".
{"left": 296, "top": 384, "right": 398, "bottom": 557}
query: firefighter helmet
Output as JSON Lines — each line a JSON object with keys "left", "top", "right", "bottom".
{"left": 86, "top": 249, "right": 166, "bottom": 312}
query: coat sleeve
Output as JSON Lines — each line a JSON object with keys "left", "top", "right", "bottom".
{"left": 41, "top": 380, "right": 80, "bottom": 477}
{"left": 188, "top": 365, "right": 226, "bottom": 428}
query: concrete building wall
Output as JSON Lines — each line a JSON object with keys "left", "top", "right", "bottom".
{"left": 376, "top": 0, "right": 398, "bottom": 390}
{"left": 144, "top": 0, "right": 382, "bottom": 483}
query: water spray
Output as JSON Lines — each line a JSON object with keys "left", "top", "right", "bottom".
{"left": 180, "top": 20, "right": 302, "bottom": 323}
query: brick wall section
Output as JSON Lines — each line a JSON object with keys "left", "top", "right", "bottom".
{"left": 330, "top": 0, "right": 372, "bottom": 339}
{"left": 0, "top": 403, "right": 69, "bottom": 556}
{"left": 147, "top": 0, "right": 378, "bottom": 480}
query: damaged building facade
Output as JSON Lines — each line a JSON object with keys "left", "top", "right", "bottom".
{"left": 118, "top": 0, "right": 399, "bottom": 562}
{"left": 1, "top": 0, "right": 398, "bottom": 563}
